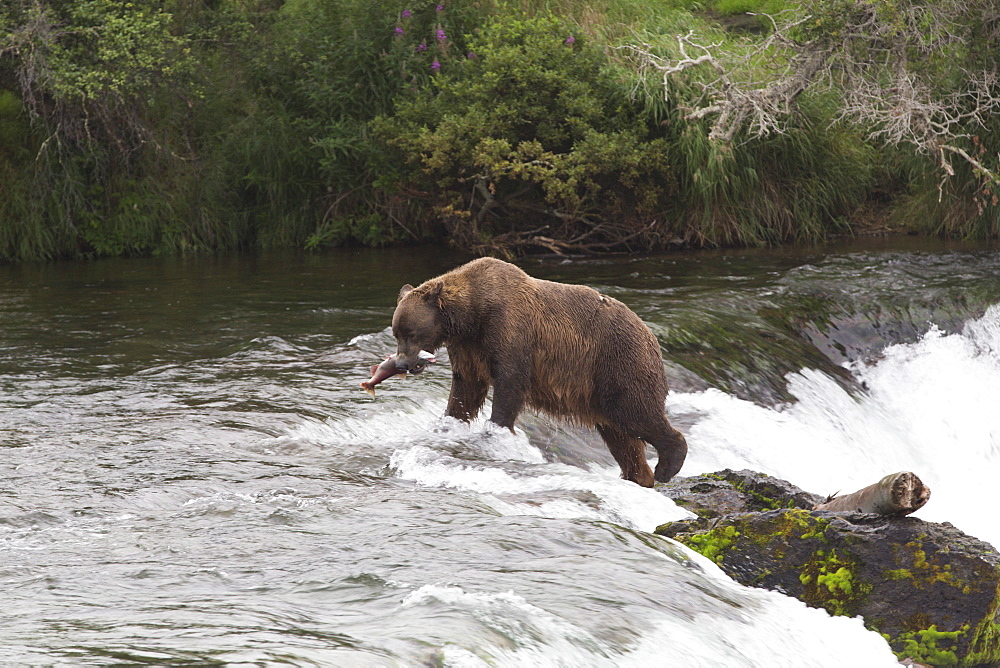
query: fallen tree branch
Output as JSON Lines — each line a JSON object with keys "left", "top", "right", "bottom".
{"left": 463, "top": 221, "right": 662, "bottom": 257}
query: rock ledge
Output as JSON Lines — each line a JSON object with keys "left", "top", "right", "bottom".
{"left": 656, "top": 470, "right": 1000, "bottom": 667}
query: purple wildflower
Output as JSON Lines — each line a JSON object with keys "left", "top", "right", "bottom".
{"left": 401, "top": 9, "right": 411, "bottom": 19}
{"left": 416, "top": 42, "right": 428, "bottom": 52}
{"left": 394, "top": 26, "right": 404, "bottom": 36}
{"left": 565, "top": 35, "right": 575, "bottom": 45}
{"left": 466, "top": 51, "right": 476, "bottom": 59}
{"left": 436, "top": 4, "right": 444, "bottom": 12}
{"left": 431, "top": 59, "right": 441, "bottom": 71}
{"left": 436, "top": 28, "right": 447, "bottom": 42}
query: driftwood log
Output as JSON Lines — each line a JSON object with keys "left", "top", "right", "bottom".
{"left": 813, "top": 472, "right": 930, "bottom": 516}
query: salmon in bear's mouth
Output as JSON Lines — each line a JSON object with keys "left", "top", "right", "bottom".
{"left": 360, "top": 350, "right": 435, "bottom": 397}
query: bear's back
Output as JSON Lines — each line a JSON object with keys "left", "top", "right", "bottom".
{"left": 456, "top": 259, "right": 657, "bottom": 355}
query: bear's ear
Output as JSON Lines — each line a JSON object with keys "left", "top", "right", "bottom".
{"left": 423, "top": 281, "right": 444, "bottom": 309}
{"left": 397, "top": 284, "right": 414, "bottom": 303}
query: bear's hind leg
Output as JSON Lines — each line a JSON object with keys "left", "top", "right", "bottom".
{"left": 641, "top": 418, "right": 688, "bottom": 483}
{"left": 596, "top": 425, "right": 655, "bottom": 488}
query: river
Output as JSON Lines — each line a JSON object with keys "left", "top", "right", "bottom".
{"left": 1, "top": 239, "right": 998, "bottom": 665}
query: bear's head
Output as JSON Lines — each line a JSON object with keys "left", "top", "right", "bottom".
{"left": 390, "top": 282, "right": 447, "bottom": 374}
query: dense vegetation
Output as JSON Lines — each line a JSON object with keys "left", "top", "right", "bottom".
{"left": 0, "top": 0, "right": 997, "bottom": 262}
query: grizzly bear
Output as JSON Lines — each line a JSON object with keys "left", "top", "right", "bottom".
{"left": 379, "top": 257, "right": 687, "bottom": 487}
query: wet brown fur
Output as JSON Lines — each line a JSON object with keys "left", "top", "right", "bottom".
{"left": 391, "top": 257, "right": 688, "bottom": 487}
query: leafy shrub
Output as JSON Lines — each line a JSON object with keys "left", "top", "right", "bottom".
{"left": 374, "top": 13, "right": 677, "bottom": 254}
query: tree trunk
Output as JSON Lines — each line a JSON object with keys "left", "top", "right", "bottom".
{"left": 813, "top": 472, "right": 930, "bottom": 516}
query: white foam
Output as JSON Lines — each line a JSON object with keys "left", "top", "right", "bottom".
{"left": 675, "top": 305, "right": 1000, "bottom": 547}
{"left": 402, "top": 585, "right": 606, "bottom": 665}
{"left": 271, "top": 408, "right": 545, "bottom": 465}
{"left": 624, "top": 591, "right": 899, "bottom": 667}
{"left": 450, "top": 419, "right": 547, "bottom": 464}
{"left": 401, "top": 582, "right": 898, "bottom": 668}
{"left": 349, "top": 328, "right": 392, "bottom": 346}
{"left": 390, "top": 445, "right": 691, "bottom": 532}
{"left": 271, "top": 403, "right": 445, "bottom": 449}
{"left": 170, "top": 487, "right": 345, "bottom": 518}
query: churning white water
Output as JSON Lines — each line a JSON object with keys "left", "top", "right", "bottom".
{"left": 385, "top": 415, "right": 901, "bottom": 667}
{"left": 676, "top": 303, "right": 1000, "bottom": 548}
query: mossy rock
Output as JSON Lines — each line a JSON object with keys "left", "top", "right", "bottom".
{"left": 657, "top": 500, "right": 1000, "bottom": 666}
{"left": 656, "top": 469, "right": 823, "bottom": 520}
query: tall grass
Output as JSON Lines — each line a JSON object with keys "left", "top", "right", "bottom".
{"left": 891, "top": 122, "right": 1000, "bottom": 239}
{"left": 0, "top": 166, "right": 54, "bottom": 262}
{"left": 615, "top": 17, "right": 875, "bottom": 247}
{"left": 0, "top": 89, "right": 60, "bottom": 260}
{"left": 665, "top": 95, "right": 874, "bottom": 246}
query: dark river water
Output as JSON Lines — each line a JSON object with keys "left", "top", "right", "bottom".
{"left": 2, "top": 239, "right": 999, "bottom": 665}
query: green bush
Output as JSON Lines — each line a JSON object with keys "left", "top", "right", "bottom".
{"left": 374, "top": 13, "right": 677, "bottom": 253}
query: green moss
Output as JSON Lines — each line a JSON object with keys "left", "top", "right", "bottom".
{"left": 904, "top": 613, "right": 933, "bottom": 631}
{"left": 715, "top": 472, "right": 803, "bottom": 512}
{"left": 732, "top": 482, "right": 783, "bottom": 510}
{"left": 884, "top": 568, "right": 913, "bottom": 581}
{"left": 671, "top": 498, "right": 718, "bottom": 519}
{"left": 678, "top": 525, "right": 741, "bottom": 565}
{"left": 883, "top": 541, "right": 1000, "bottom": 665}
{"left": 800, "top": 524, "right": 827, "bottom": 541}
{"left": 799, "top": 548, "right": 871, "bottom": 617}
{"left": 700, "top": 472, "right": 795, "bottom": 512}
{"left": 760, "top": 508, "right": 830, "bottom": 543}
{"left": 898, "top": 541, "right": 966, "bottom": 590}
{"left": 894, "top": 625, "right": 966, "bottom": 666}
{"left": 671, "top": 507, "right": 1000, "bottom": 665}
{"left": 967, "top": 582, "right": 1000, "bottom": 666}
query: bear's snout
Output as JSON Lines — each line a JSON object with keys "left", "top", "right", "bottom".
{"left": 395, "top": 349, "right": 436, "bottom": 375}
{"left": 399, "top": 359, "right": 425, "bottom": 374}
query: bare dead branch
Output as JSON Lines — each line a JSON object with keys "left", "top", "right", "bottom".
{"left": 626, "top": 0, "right": 1000, "bottom": 185}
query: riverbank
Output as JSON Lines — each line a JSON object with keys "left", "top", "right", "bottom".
{"left": 1, "top": 1, "right": 996, "bottom": 264}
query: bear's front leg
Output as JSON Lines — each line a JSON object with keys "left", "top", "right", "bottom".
{"left": 446, "top": 372, "right": 489, "bottom": 422}
{"left": 487, "top": 365, "right": 529, "bottom": 431}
